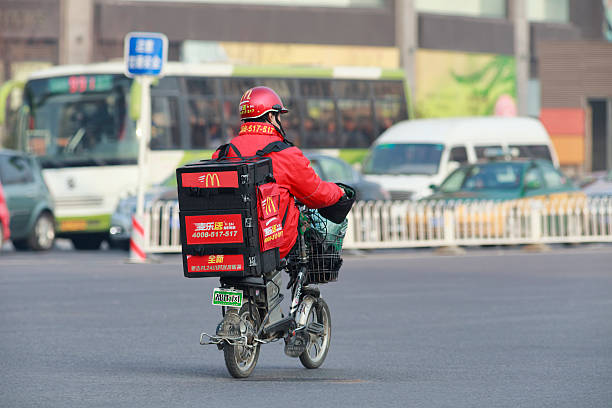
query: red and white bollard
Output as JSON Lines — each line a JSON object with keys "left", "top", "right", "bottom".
{"left": 128, "top": 214, "right": 146, "bottom": 263}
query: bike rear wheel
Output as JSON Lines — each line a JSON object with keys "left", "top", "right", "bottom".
{"left": 223, "top": 301, "right": 261, "bottom": 378}
{"left": 299, "top": 298, "right": 331, "bottom": 369}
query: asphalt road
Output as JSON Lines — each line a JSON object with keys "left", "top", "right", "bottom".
{"left": 1, "top": 246, "right": 611, "bottom": 408}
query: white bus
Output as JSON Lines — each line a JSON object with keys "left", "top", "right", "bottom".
{"left": 1, "top": 62, "right": 409, "bottom": 249}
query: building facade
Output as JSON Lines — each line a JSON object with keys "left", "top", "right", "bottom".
{"left": 0, "top": 0, "right": 610, "bottom": 172}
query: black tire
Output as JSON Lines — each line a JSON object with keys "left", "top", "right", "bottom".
{"left": 223, "top": 301, "right": 261, "bottom": 378}
{"left": 29, "top": 212, "right": 56, "bottom": 251}
{"left": 12, "top": 239, "right": 30, "bottom": 251}
{"left": 72, "top": 236, "right": 104, "bottom": 250}
{"left": 299, "top": 298, "right": 331, "bottom": 369}
{"left": 14, "top": 212, "right": 55, "bottom": 251}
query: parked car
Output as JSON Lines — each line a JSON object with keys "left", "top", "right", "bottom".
{"left": 0, "top": 181, "right": 10, "bottom": 248}
{"left": 0, "top": 150, "right": 56, "bottom": 250}
{"left": 109, "top": 186, "right": 177, "bottom": 249}
{"left": 305, "top": 152, "right": 390, "bottom": 201}
{"left": 580, "top": 170, "right": 612, "bottom": 196}
{"left": 426, "top": 158, "right": 579, "bottom": 201}
{"left": 413, "top": 158, "right": 583, "bottom": 239}
{"left": 363, "top": 117, "right": 559, "bottom": 200}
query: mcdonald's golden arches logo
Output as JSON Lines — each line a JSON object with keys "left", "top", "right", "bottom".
{"left": 182, "top": 171, "right": 239, "bottom": 188}
{"left": 198, "top": 173, "right": 220, "bottom": 187}
{"left": 262, "top": 196, "right": 277, "bottom": 217}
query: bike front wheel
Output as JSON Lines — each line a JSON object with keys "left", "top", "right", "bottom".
{"left": 223, "top": 301, "right": 261, "bottom": 378}
{"left": 299, "top": 298, "right": 331, "bottom": 369}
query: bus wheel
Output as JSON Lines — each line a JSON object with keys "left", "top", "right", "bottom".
{"left": 72, "top": 236, "right": 104, "bottom": 250}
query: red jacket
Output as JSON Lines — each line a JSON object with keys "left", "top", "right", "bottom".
{"left": 212, "top": 122, "right": 343, "bottom": 258}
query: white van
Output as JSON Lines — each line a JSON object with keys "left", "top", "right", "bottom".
{"left": 362, "top": 117, "right": 559, "bottom": 200}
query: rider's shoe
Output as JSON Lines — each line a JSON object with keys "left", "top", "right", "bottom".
{"left": 284, "top": 330, "right": 308, "bottom": 357}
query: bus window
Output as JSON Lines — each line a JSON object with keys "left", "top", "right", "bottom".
{"left": 260, "top": 79, "right": 293, "bottom": 99}
{"left": 373, "top": 81, "right": 407, "bottom": 133}
{"left": 337, "top": 99, "right": 373, "bottom": 148}
{"left": 185, "top": 78, "right": 216, "bottom": 96}
{"left": 333, "top": 80, "right": 371, "bottom": 99}
{"left": 188, "top": 99, "right": 222, "bottom": 149}
{"left": 222, "top": 99, "right": 240, "bottom": 142}
{"left": 302, "top": 99, "right": 336, "bottom": 148}
{"left": 153, "top": 77, "right": 180, "bottom": 91}
{"left": 222, "top": 78, "right": 257, "bottom": 97}
{"left": 150, "top": 96, "right": 181, "bottom": 149}
{"left": 373, "top": 81, "right": 404, "bottom": 98}
{"left": 299, "top": 79, "right": 332, "bottom": 98}
{"left": 22, "top": 74, "right": 134, "bottom": 166}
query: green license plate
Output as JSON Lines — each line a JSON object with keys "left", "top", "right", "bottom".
{"left": 212, "top": 288, "right": 243, "bottom": 307}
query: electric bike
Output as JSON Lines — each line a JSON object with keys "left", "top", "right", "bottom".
{"left": 200, "top": 204, "right": 347, "bottom": 378}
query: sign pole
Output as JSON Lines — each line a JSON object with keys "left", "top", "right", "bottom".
{"left": 135, "top": 75, "right": 152, "bottom": 222}
{"left": 124, "top": 31, "right": 167, "bottom": 263}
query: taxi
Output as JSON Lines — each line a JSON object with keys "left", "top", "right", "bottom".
{"left": 427, "top": 158, "right": 578, "bottom": 201}
{"left": 420, "top": 151, "right": 583, "bottom": 238}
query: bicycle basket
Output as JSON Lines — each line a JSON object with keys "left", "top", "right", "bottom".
{"left": 289, "top": 209, "right": 348, "bottom": 284}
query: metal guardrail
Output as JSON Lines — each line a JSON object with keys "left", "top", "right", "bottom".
{"left": 143, "top": 201, "right": 181, "bottom": 253}
{"left": 143, "top": 197, "right": 612, "bottom": 253}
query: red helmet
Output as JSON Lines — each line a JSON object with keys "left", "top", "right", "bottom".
{"left": 239, "top": 86, "right": 289, "bottom": 120}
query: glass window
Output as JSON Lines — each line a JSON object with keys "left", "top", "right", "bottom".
{"left": 474, "top": 145, "right": 503, "bottom": 159}
{"left": 449, "top": 146, "right": 468, "bottom": 163}
{"left": 524, "top": 166, "right": 544, "bottom": 189}
{"left": 509, "top": 145, "right": 553, "bottom": 162}
{"left": 463, "top": 163, "right": 522, "bottom": 190}
{"left": 373, "top": 81, "right": 408, "bottom": 133}
{"left": 221, "top": 78, "right": 257, "bottom": 97}
{"left": 373, "top": 81, "right": 404, "bottom": 98}
{"left": 363, "top": 143, "right": 444, "bottom": 176}
{"left": 539, "top": 163, "right": 568, "bottom": 188}
{"left": 527, "top": 0, "right": 569, "bottom": 22}
{"left": 153, "top": 77, "right": 180, "bottom": 91}
{"left": 301, "top": 99, "right": 337, "bottom": 148}
{"left": 150, "top": 96, "right": 181, "bottom": 149}
{"left": 0, "top": 155, "right": 34, "bottom": 185}
{"left": 440, "top": 168, "right": 469, "bottom": 193}
{"left": 279, "top": 99, "right": 300, "bottom": 145}
{"left": 299, "top": 79, "right": 333, "bottom": 98}
{"left": 337, "top": 99, "right": 374, "bottom": 148}
{"left": 415, "top": 0, "right": 506, "bottom": 18}
{"left": 260, "top": 79, "right": 293, "bottom": 99}
{"left": 23, "top": 75, "right": 135, "bottom": 166}
{"left": 374, "top": 98, "right": 407, "bottom": 134}
{"left": 222, "top": 99, "right": 241, "bottom": 142}
{"left": 333, "top": 80, "right": 370, "bottom": 99}
{"left": 315, "top": 157, "right": 354, "bottom": 183}
{"left": 188, "top": 99, "right": 222, "bottom": 149}
{"left": 185, "top": 78, "right": 216, "bottom": 96}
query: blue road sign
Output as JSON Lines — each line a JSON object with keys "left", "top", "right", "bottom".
{"left": 124, "top": 32, "right": 168, "bottom": 77}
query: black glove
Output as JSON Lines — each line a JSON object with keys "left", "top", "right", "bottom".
{"left": 318, "top": 183, "right": 356, "bottom": 224}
